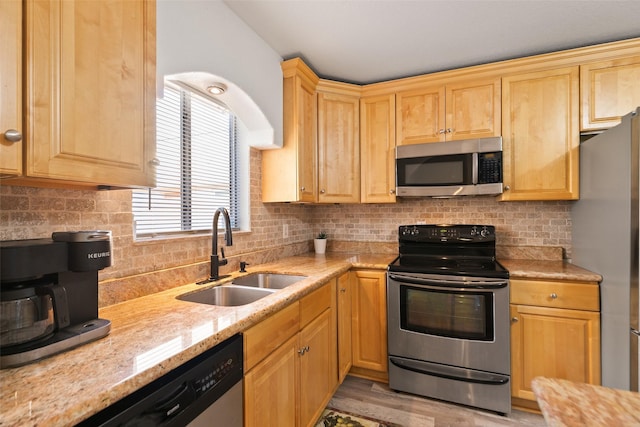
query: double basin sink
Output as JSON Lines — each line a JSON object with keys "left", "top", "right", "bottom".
{"left": 177, "top": 273, "right": 307, "bottom": 307}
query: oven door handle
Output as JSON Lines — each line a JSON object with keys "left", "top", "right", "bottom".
{"left": 388, "top": 273, "right": 508, "bottom": 290}
{"left": 389, "top": 356, "right": 509, "bottom": 385}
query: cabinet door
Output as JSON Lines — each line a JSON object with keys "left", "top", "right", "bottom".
{"left": 500, "top": 66, "right": 580, "bottom": 201}
{"left": 336, "top": 272, "right": 352, "bottom": 383}
{"left": 351, "top": 270, "right": 388, "bottom": 380}
{"left": 396, "top": 86, "right": 445, "bottom": 145}
{"left": 299, "top": 309, "right": 335, "bottom": 427}
{"left": 24, "top": 0, "right": 156, "bottom": 187}
{"left": 446, "top": 78, "right": 501, "bottom": 141}
{"left": 317, "top": 92, "right": 360, "bottom": 203}
{"left": 244, "top": 335, "right": 298, "bottom": 427}
{"left": 360, "top": 94, "right": 396, "bottom": 203}
{"left": 0, "top": 0, "right": 22, "bottom": 176}
{"left": 510, "top": 304, "right": 601, "bottom": 403}
{"left": 263, "top": 63, "right": 317, "bottom": 203}
{"left": 581, "top": 56, "right": 640, "bottom": 131}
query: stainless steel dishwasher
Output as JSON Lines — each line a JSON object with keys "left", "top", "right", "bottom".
{"left": 77, "top": 334, "right": 243, "bottom": 426}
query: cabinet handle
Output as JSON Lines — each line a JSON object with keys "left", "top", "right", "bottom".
{"left": 446, "top": 128, "right": 454, "bottom": 133}
{"left": 3, "top": 129, "right": 22, "bottom": 143}
{"left": 438, "top": 129, "right": 446, "bottom": 134}
{"left": 320, "top": 189, "right": 326, "bottom": 194}
{"left": 300, "top": 186, "right": 305, "bottom": 192}
{"left": 340, "top": 288, "right": 346, "bottom": 293}
{"left": 298, "top": 348, "right": 306, "bottom": 355}
{"left": 149, "top": 158, "right": 160, "bottom": 166}
{"left": 511, "top": 317, "right": 519, "bottom": 323}
{"left": 550, "top": 293, "right": 558, "bottom": 299}
{"left": 504, "top": 185, "right": 510, "bottom": 191}
{"left": 304, "top": 345, "right": 310, "bottom": 352}
{"left": 390, "top": 189, "right": 396, "bottom": 194}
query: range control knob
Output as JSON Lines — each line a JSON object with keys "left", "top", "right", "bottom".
{"left": 480, "top": 226, "right": 490, "bottom": 238}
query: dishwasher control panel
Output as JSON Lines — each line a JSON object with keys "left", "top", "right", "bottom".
{"left": 194, "top": 353, "right": 241, "bottom": 397}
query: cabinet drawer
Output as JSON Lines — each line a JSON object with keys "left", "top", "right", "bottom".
{"left": 300, "top": 281, "right": 333, "bottom": 328}
{"left": 244, "top": 302, "right": 300, "bottom": 371}
{"left": 510, "top": 279, "right": 599, "bottom": 311}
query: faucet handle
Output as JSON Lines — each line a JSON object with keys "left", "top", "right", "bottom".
{"left": 220, "top": 247, "right": 226, "bottom": 259}
{"left": 240, "top": 261, "right": 249, "bottom": 273}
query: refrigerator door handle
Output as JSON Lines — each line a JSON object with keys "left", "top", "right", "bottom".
{"left": 631, "top": 327, "right": 640, "bottom": 337}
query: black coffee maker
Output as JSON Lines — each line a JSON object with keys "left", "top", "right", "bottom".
{"left": 0, "top": 231, "right": 112, "bottom": 369}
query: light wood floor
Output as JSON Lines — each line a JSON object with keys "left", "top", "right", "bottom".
{"left": 327, "top": 376, "right": 547, "bottom": 427}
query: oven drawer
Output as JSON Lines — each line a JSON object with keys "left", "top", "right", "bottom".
{"left": 510, "top": 279, "right": 599, "bottom": 311}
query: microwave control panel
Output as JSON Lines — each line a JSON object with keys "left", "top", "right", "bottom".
{"left": 478, "top": 152, "right": 502, "bottom": 184}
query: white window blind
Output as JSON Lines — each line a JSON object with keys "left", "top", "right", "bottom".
{"left": 132, "top": 84, "right": 238, "bottom": 237}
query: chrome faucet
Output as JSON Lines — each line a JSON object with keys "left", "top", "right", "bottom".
{"left": 209, "top": 207, "right": 233, "bottom": 281}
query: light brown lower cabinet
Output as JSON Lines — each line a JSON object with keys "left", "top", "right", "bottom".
{"left": 350, "top": 269, "right": 388, "bottom": 382}
{"left": 510, "top": 278, "right": 601, "bottom": 411}
{"left": 244, "top": 281, "right": 337, "bottom": 427}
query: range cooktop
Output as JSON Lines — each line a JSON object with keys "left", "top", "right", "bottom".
{"left": 387, "top": 224, "right": 509, "bottom": 279}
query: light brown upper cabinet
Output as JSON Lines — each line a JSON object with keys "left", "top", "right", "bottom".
{"left": 396, "top": 78, "right": 501, "bottom": 145}
{"left": 500, "top": 67, "right": 580, "bottom": 201}
{"left": 0, "top": 0, "right": 22, "bottom": 177}
{"left": 317, "top": 84, "right": 361, "bottom": 203}
{"left": 580, "top": 56, "right": 640, "bottom": 131}
{"left": 17, "top": 0, "right": 156, "bottom": 188}
{"left": 360, "top": 94, "right": 396, "bottom": 203}
{"left": 263, "top": 59, "right": 319, "bottom": 203}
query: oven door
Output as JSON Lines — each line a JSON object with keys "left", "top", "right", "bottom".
{"left": 387, "top": 272, "right": 510, "bottom": 376}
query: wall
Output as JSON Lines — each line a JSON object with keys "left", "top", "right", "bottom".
{"left": 0, "top": 146, "right": 572, "bottom": 305}
{"left": 157, "top": 0, "right": 284, "bottom": 148}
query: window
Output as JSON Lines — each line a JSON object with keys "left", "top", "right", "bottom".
{"left": 132, "top": 82, "right": 238, "bottom": 237}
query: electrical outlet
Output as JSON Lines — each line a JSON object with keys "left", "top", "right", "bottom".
{"left": 283, "top": 224, "right": 289, "bottom": 238}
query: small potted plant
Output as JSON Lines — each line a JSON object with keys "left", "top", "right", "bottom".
{"left": 314, "top": 231, "right": 327, "bottom": 254}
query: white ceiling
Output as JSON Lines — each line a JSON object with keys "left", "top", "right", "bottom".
{"left": 223, "top": 0, "right": 640, "bottom": 85}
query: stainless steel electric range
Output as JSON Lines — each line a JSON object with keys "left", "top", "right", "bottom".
{"left": 387, "top": 224, "right": 511, "bottom": 414}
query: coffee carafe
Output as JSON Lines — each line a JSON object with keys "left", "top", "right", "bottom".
{"left": 0, "top": 231, "right": 112, "bottom": 369}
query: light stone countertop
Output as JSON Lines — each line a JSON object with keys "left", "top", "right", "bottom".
{"left": 0, "top": 253, "right": 393, "bottom": 427}
{"left": 499, "top": 259, "right": 603, "bottom": 282}
{"left": 532, "top": 377, "right": 640, "bottom": 426}
{"left": 0, "top": 252, "right": 600, "bottom": 426}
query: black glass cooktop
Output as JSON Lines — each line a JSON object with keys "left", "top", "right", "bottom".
{"left": 387, "top": 224, "right": 509, "bottom": 279}
{"left": 388, "top": 254, "right": 509, "bottom": 279}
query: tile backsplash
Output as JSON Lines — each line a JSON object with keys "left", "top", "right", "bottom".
{"left": 0, "top": 149, "right": 572, "bottom": 304}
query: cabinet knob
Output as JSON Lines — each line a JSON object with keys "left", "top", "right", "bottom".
{"left": 550, "top": 292, "right": 558, "bottom": 299}
{"left": 446, "top": 128, "right": 454, "bottom": 133}
{"left": 390, "top": 189, "right": 396, "bottom": 194}
{"left": 511, "top": 317, "right": 519, "bottom": 323}
{"left": 3, "top": 129, "right": 22, "bottom": 143}
{"left": 320, "top": 189, "right": 325, "bottom": 194}
{"left": 149, "top": 158, "right": 160, "bottom": 166}
{"left": 504, "top": 185, "right": 510, "bottom": 191}
{"left": 340, "top": 288, "right": 346, "bottom": 293}
{"left": 300, "top": 186, "right": 305, "bottom": 192}
{"left": 438, "top": 129, "right": 446, "bottom": 134}
{"left": 298, "top": 348, "right": 305, "bottom": 355}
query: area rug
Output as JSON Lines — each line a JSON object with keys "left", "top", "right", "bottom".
{"left": 315, "top": 408, "right": 402, "bottom": 427}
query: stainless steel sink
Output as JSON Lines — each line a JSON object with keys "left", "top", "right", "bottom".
{"left": 177, "top": 285, "right": 275, "bottom": 306}
{"left": 231, "top": 272, "right": 307, "bottom": 289}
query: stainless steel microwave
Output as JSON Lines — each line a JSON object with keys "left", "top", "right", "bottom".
{"left": 395, "top": 137, "right": 503, "bottom": 197}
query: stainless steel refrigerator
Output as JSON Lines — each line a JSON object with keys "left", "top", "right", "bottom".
{"left": 571, "top": 107, "right": 640, "bottom": 391}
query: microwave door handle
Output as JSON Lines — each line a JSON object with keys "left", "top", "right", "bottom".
{"left": 472, "top": 152, "right": 478, "bottom": 185}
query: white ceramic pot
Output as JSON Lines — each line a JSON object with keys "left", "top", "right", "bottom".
{"left": 314, "top": 238, "right": 327, "bottom": 254}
